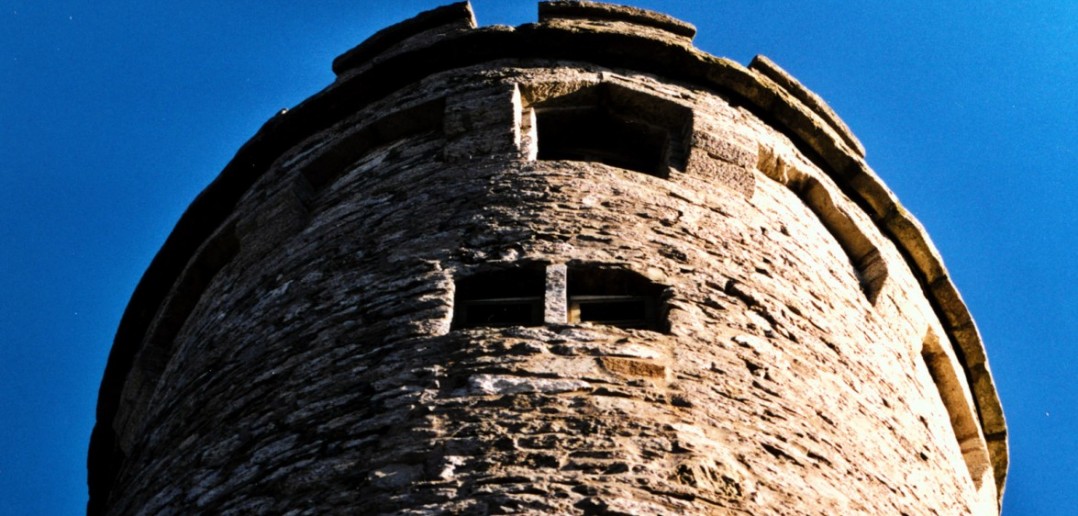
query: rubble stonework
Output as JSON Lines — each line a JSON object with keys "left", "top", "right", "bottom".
{"left": 88, "top": 2, "right": 1007, "bottom": 514}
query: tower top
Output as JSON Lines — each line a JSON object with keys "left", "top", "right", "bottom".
{"left": 90, "top": 2, "right": 1007, "bottom": 512}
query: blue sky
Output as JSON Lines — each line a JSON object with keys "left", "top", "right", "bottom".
{"left": 1, "top": 1, "right": 1074, "bottom": 513}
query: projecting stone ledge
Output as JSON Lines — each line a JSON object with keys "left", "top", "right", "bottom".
{"left": 749, "top": 55, "right": 865, "bottom": 158}
{"left": 332, "top": 2, "right": 478, "bottom": 76}
{"left": 539, "top": 1, "right": 697, "bottom": 40}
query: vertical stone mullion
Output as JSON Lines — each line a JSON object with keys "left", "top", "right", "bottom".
{"left": 544, "top": 263, "right": 568, "bottom": 324}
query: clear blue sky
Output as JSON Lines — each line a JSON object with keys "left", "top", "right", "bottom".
{"left": 1, "top": 1, "right": 1074, "bottom": 513}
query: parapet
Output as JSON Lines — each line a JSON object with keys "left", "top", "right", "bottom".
{"left": 89, "top": 2, "right": 1007, "bottom": 512}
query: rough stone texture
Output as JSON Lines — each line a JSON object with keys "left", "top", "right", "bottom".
{"left": 89, "top": 2, "right": 1007, "bottom": 514}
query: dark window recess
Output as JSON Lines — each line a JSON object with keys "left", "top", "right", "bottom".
{"left": 453, "top": 267, "right": 545, "bottom": 329}
{"left": 529, "top": 83, "right": 692, "bottom": 179}
{"left": 570, "top": 295, "right": 655, "bottom": 329}
{"left": 567, "top": 267, "right": 666, "bottom": 331}
{"left": 456, "top": 298, "right": 544, "bottom": 328}
{"left": 537, "top": 107, "right": 670, "bottom": 176}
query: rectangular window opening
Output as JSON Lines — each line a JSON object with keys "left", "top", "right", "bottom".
{"left": 525, "top": 83, "right": 692, "bottom": 179}
{"left": 455, "top": 297, "right": 544, "bottom": 328}
{"left": 452, "top": 266, "right": 546, "bottom": 329}
{"left": 536, "top": 107, "right": 670, "bottom": 177}
{"left": 566, "top": 266, "right": 667, "bottom": 332}
{"left": 569, "top": 295, "right": 655, "bottom": 329}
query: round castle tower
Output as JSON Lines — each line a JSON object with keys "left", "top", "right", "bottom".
{"left": 89, "top": 2, "right": 1007, "bottom": 514}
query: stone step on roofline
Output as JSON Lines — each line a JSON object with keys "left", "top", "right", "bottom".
{"left": 332, "top": 2, "right": 477, "bottom": 76}
{"left": 539, "top": 1, "right": 696, "bottom": 40}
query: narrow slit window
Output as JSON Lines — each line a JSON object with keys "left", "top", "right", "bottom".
{"left": 453, "top": 267, "right": 545, "bottom": 329}
{"left": 567, "top": 267, "right": 666, "bottom": 331}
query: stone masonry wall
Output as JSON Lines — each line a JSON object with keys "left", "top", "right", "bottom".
{"left": 103, "top": 62, "right": 993, "bottom": 513}
{"left": 91, "top": 3, "right": 1005, "bottom": 514}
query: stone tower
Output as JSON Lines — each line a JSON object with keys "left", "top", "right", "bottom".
{"left": 88, "top": 2, "right": 1007, "bottom": 514}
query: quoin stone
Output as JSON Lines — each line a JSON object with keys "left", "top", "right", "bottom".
{"left": 88, "top": 2, "right": 1008, "bottom": 514}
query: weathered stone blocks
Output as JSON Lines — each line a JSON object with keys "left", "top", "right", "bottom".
{"left": 89, "top": 2, "right": 1006, "bottom": 515}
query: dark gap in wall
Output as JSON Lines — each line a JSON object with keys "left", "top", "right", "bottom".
{"left": 567, "top": 266, "right": 667, "bottom": 331}
{"left": 453, "top": 266, "right": 546, "bottom": 328}
{"left": 537, "top": 106, "right": 669, "bottom": 176}
{"left": 530, "top": 83, "right": 692, "bottom": 178}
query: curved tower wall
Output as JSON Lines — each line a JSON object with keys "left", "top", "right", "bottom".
{"left": 89, "top": 2, "right": 1007, "bottom": 514}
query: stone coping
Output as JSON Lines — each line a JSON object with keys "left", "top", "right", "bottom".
{"left": 538, "top": 1, "right": 697, "bottom": 40}
{"left": 89, "top": 1, "right": 1007, "bottom": 509}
